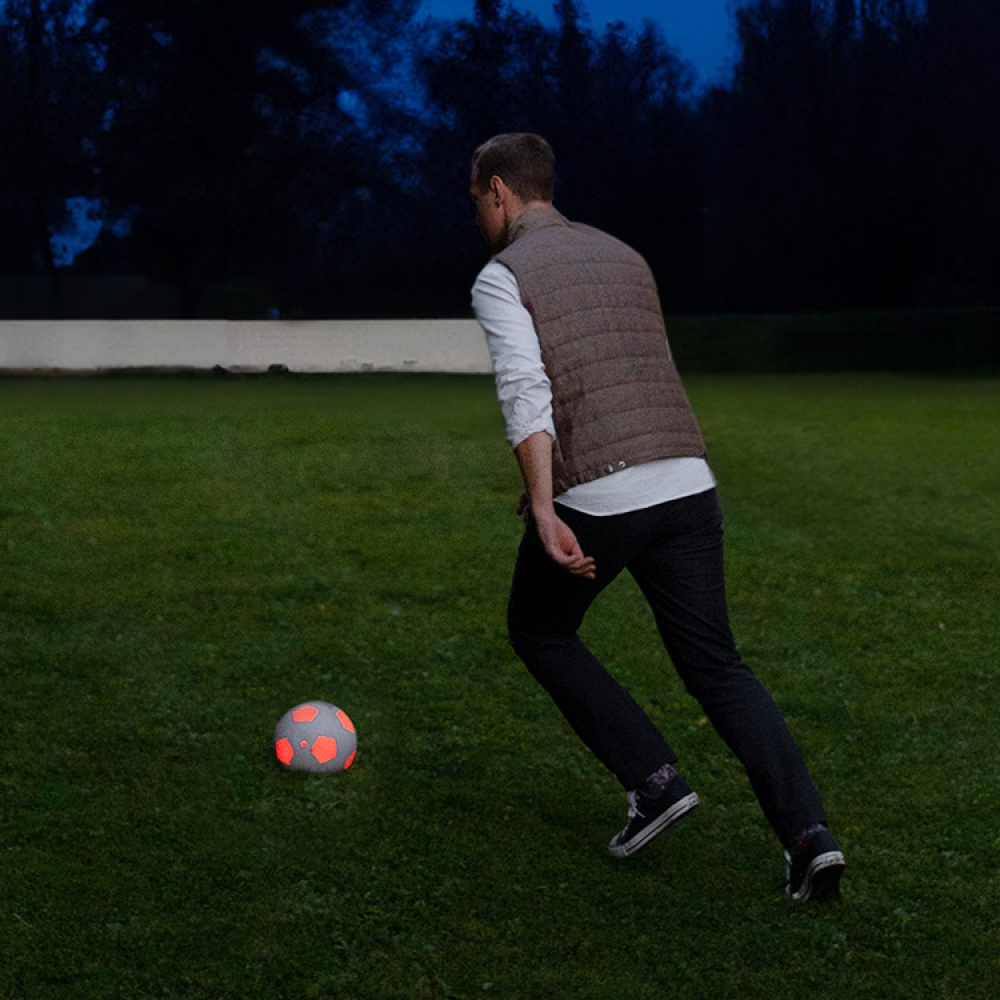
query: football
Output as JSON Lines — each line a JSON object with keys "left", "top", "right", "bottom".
{"left": 274, "top": 700, "right": 357, "bottom": 773}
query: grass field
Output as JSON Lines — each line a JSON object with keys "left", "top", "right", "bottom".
{"left": 1, "top": 373, "right": 997, "bottom": 999}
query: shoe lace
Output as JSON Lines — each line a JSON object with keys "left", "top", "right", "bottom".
{"left": 626, "top": 790, "right": 646, "bottom": 821}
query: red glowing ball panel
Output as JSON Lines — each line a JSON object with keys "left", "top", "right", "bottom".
{"left": 311, "top": 735, "right": 339, "bottom": 763}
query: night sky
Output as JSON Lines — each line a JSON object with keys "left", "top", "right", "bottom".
{"left": 420, "top": 0, "right": 739, "bottom": 84}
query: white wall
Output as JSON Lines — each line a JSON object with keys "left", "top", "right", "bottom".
{"left": 0, "top": 319, "right": 493, "bottom": 375}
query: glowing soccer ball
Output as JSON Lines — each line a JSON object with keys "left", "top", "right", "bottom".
{"left": 274, "top": 701, "right": 357, "bottom": 773}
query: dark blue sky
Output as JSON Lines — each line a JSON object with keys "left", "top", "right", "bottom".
{"left": 420, "top": 0, "right": 740, "bottom": 84}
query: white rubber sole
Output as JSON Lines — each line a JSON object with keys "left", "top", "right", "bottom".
{"left": 787, "top": 851, "right": 846, "bottom": 900}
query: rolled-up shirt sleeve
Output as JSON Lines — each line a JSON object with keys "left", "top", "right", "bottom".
{"left": 471, "top": 260, "right": 555, "bottom": 449}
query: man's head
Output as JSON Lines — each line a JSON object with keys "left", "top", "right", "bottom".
{"left": 472, "top": 133, "right": 555, "bottom": 202}
{"left": 470, "top": 133, "right": 555, "bottom": 252}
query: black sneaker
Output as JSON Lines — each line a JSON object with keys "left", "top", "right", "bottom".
{"left": 784, "top": 828, "right": 845, "bottom": 900}
{"left": 608, "top": 777, "right": 699, "bottom": 858}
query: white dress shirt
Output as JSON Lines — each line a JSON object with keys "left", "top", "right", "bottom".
{"left": 472, "top": 259, "right": 716, "bottom": 516}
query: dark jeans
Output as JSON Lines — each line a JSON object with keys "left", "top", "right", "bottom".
{"left": 507, "top": 488, "right": 827, "bottom": 847}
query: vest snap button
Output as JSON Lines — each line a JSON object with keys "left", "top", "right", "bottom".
{"left": 618, "top": 460, "right": 627, "bottom": 469}
{"left": 605, "top": 464, "right": 614, "bottom": 474}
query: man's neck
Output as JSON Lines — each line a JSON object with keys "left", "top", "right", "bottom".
{"left": 503, "top": 201, "right": 559, "bottom": 247}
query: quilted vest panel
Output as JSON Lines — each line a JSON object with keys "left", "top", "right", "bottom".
{"left": 496, "top": 205, "right": 706, "bottom": 496}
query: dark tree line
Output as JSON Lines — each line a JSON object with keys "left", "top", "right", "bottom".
{"left": 1, "top": 0, "right": 997, "bottom": 318}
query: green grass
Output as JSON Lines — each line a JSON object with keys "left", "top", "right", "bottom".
{"left": 1, "top": 373, "right": 997, "bottom": 999}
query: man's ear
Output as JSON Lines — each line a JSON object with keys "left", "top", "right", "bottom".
{"left": 489, "top": 175, "right": 505, "bottom": 202}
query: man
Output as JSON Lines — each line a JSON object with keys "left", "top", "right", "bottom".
{"left": 470, "top": 132, "right": 845, "bottom": 901}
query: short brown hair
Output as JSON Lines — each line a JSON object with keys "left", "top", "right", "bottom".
{"left": 472, "top": 133, "right": 555, "bottom": 202}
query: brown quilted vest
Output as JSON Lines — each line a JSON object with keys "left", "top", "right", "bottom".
{"left": 496, "top": 205, "right": 706, "bottom": 497}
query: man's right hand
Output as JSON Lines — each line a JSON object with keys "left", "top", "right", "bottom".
{"left": 533, "top": 508, "right": 597, "bottom": 580}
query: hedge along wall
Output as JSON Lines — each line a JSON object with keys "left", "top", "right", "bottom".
{"left": 667, "top": 308, "right": 998, "bottom": 373}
